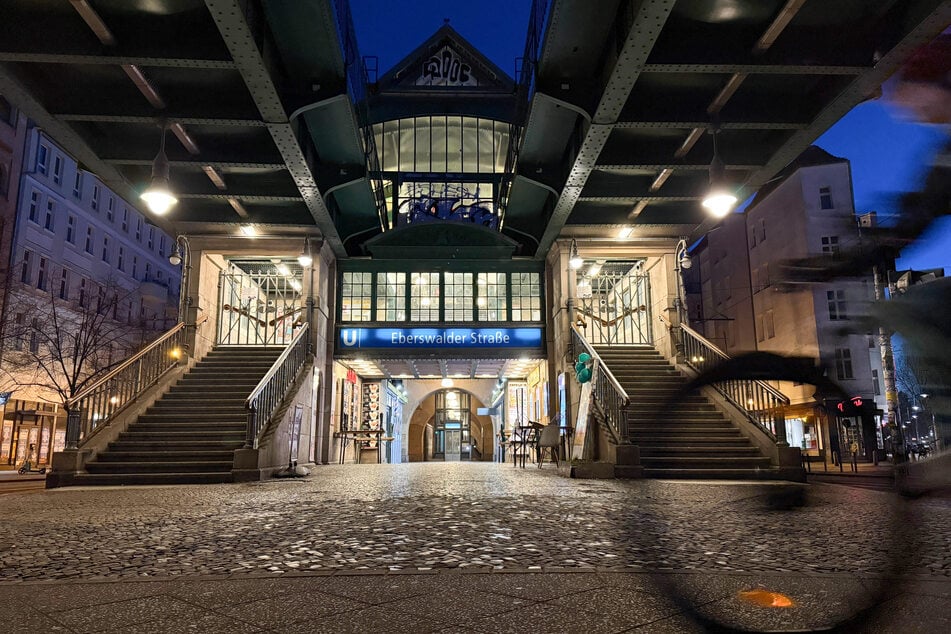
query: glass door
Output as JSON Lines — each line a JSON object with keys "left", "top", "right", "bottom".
{"left": 444, "top": 425, "right": 462, "bottom": 461}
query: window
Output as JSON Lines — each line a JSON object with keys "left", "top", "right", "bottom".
{"left": 36, "top": 144, "right": 48, "bottom": 174}
{"left": 821, "top": 236, "right": 839, "bottom": 256}
{"left": 145, "top": 262, "right": 151, "bottom": 280}
{"left": 135, "top": 218, "right": 142, "bottom": 242}
{"left": 59, "top": 269, "right": 70, "bottom": 300}
{"left": 121, "top": 208, "right": 129, "bottom": 232}
{"left": 66, "top": 215, "right": 76, "bottom": 244}
{"left": 106, "top": 197, "right": 114, "bottom": 222}
{"left": 78, "top": 278, "right": 87, "bottom": 308}
{"left": 444, "top": 272, "right": 473, "bottom": 321}
{"left": 872, "top": 369, "right": 881, "bottom": 396}
{"left": 868, "top": 336, "right": 876, "bottom": 349}
{"left": 52, "top": 156, "right": 62, "bottom": 185}
{"left": 375, "top": 272, "right": 406, "bottom": 321}
{"left": 28, "top": 191, "right": 39, "bottom": 222}
{"left": 101, "top": 235, "right": 110, "bottom": 263}
{"left": 29, "top": 318, "right": 39, "bottom": 354}
{"left": 73, "top": 171, "right": 83, "bottom": 198}
{"left": 511, "top": 272, "right": 541, "bottom": 321}
{"left": 20, "top": 250, "right": 31, "bottom": 284}
{"left": 477, "top": 272, "right": 506, "bottom": 321}
{"left": 37, "top": 257, "right": 48, "bottom": 291}
{"left": 834, "top": 348, "right": 854, "bottom": 380}
{"left": 756, "top": 313, "right": 765, "bottom": 342}
{"left": 159, "top": 235, "right": 165, "bottom": 257}
{"left": 340, "top": 272, "right": 372, "bottom": 321}
{"left": 410, "top": 272, "right": 440, "bottom": 321}
{"left": 44, "top": 199, "right": 55, "bottom": 231}
{"left": 85, "top": 227, "right": 94, "bottom": 254}
{"left": 148, "top": 227, "right": 154, "bottom": 250}
{"left": 759, "top": 220, "right": 766, "bottom": 242}
{"left": 827, "top": 289, "right": 847, "bottom": 320}
{"left": 132, "top": 256, "right": 138, "bottom": 279}
{"left": 91, "top": 185, "right": 99, "bottom": 211}
{"left": 749, "top": 226, "right": 756, "bottom": 248}
{"left": 117, "top": 246, "right": 124, "bottom": 272}
{"left": 819, "top": 186, "right": 833, "bottom": 210}
{"left": 724, "top": 274, "right": 732, "bottom": 300}
{"left": 13, "top": 314, "right": 23, "bottom": 351}
{"left": 764, "top": 309, "right": 775, "bottom": 339}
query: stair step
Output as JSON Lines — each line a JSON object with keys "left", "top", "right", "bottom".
{"left": 109, "top": 441, "right": 245, "bottom": 452}
{"left": 640, "top": 447, "right": 763, "bottom": 457}
{"left": 640, "top": 468, "right": 779, "bottom": 480}
{"left": 70, "top": 472, "right": 235, "bottom": 486}
{"left": 136, "top": 415, "right": 245, "bottom": 423}
{"left": 96, "top": 451, "right": 235, "bottom": 462}
{"left": 633, "top": 438, "right": 752, "bottom": 446}
{"left": 119, "top": 431, "right": 245, "bottom": 440}
{"left": 86, "top": 460, "right": 233, "bottom": 474}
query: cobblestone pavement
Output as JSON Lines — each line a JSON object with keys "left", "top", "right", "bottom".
{"left": 1, "top": 463, "right": 949, "bottom": 583}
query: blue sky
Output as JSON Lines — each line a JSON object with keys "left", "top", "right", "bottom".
{"left": 351, "top": 1, "right": 949, "bottom": 272}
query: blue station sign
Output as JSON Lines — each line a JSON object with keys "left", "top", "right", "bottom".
{"left": 338, "top": 327, "right": 543, "bottom": 350}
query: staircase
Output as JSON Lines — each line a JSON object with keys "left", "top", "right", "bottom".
{"left": 74, "top": 347, "right": 281, "bottom": 486}
{"left": 595, "top": 346, "right": 775, "bottom": 479}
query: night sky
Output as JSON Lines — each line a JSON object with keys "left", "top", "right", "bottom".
{"left": 351, "top": 0, "right": 949, "bottom": 273}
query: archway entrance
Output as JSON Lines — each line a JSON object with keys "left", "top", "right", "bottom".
{"left": 432, "top": 390, "right": 471, "bottom": 461}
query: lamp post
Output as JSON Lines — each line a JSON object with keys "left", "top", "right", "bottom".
{"left": 167, "top": 235, "right": 191, "bottom": 325}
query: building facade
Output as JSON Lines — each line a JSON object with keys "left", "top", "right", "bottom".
{"left": 686, "top": 147, "right": 885, "bottom": 463}
{"left": 0, "top": 127, "right": 180, "bottom": 470}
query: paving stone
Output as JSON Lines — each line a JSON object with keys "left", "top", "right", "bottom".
{"left": 49, "top": 594, "right": 207, "bottom": 633}
{"left": 220, "top": 589, "right": 366, "bottom": 628}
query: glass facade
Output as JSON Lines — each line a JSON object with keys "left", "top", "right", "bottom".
{"left": 339, "top": 269, "right": 542, "bottom": 324}
{"left": 371, "top": 116, "right": 509, "bottom": 229}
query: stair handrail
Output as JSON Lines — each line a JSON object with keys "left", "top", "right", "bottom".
{"left": 244, "top": 323, "right": 311, "bottom": 449}
{"left": 64, "top": 314, "right": 209, "bottom": 450}
{"left": 570, "top": 323, "right": 630, "bottom": 443}
{"left": 679, "top": 322, "right": 790, "bottom": 440}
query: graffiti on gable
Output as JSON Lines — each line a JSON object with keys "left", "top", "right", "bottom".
{"left": 398, "top": 183, "right": 497, "bottom": 228}
{"left": 417, "top": 46, "right": 478, "bottom": 87}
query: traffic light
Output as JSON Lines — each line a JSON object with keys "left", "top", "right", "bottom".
{"left": 575, "top": 353, "right": 592, "bottom": 384}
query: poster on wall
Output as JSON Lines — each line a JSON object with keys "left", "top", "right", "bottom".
{"left": 506, "top": 382, "right": 527, "bottom": 430}
{"left": 289, "top": 404, "right": 304, "bottom": 462}
{"left": 1, "top": 422, "right": 12, "bottom": 461}
{"left": 558, "top": 373, "right": 566, "bottom": 428}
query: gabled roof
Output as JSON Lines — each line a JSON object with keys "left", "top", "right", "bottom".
{"left": 376, "top": 24, "right": 514, "bottom": 92}
{"left": 746, "top": 146, "right": 849, "bottom": 211}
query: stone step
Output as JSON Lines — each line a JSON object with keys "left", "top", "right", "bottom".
{"left": 639, "top": 468, "right": 779, "bottom": 480}
{"left": 633, "top": 437, "right": 752, "bottom": 446}
{"left": 85, "top": 461, "right": 233, "bottom": 474}
{"left": 147, "top": 403, "right": 245, "bottom": 412}
{"left": 164, "top": 388, "right": 249, "bottom": 397}
{"left": 629, "top": 433, "right": 745, "bottom": 442}
{"left": 119, "top": 431, "right": 245, "bottom": 441}
{"left": 641, "top": 455, "right": 771, "bottom": 466}
{"left": 109, "top": 441, "right": 244, "bottom": 452}
{"left": 70, "top": 472, "right": 235, "bottom": 486}
{"left": 130, "top": 424, "right": 245, "bottom": 434}
{"left": 136, "top": 413, "right": 246, "bottom": 423}
{"left": 639, "top": 446, "right": 763, "bottom": 457}
{"left": 96, "top": 451, "right": 235, "bottom": 462}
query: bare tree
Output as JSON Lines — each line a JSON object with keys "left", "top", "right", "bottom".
{"left": 0, "top": 265, "right": 154, "bottom": 412}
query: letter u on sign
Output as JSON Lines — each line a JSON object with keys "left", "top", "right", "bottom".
{"left": 341, "top": 329, "right": 358, "bottom": 347}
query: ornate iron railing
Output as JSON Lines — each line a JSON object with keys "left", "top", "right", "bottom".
{"left": 245, "top": 323, "right": 311, "bottom": 449}
{"left": 679, "top": 323, "right": 789, "bottom": 440}
{"left": 64, "top": 315, "right": 208, "bottom": 450}
{"left": 570, "top": 323, "right": 630, "bottom": 443}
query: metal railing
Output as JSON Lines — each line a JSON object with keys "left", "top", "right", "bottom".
{"left": 64, "top": 315, "right": 207, "bottom": 450}
{"left": 245, "top": 323, "right": 311, "bottom": 449}
{"left": 570, "top": 323, "right": 630, "bottom": 443}
{"left": 679, "top": 323, "right": 790, "bottom": 441}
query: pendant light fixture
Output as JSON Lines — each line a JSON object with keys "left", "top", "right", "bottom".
{"left": 701, "top": 127, "right": 737, "bottom": 218}
{"left": 140, "top": 123, "right": 178, "bottom": 216}
{"left": 568, "top": 239, "right": 584, "bottom": 270}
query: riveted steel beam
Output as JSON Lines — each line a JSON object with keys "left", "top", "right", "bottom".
{"left": 579, "top": 195, "right": 702, "bottom": 203}
{"left": 204, "top": 0, "right": 346, "bottom": 258}
{"left": 535, "top": 0, "right": 677, "bottom": 259}
{"left": 0, "top": 52, "right": 236, "bottom": 69}
{"left": 597, "top": 163, "right": 763, "bottom": 171}
{"left": 176, "top": 194, "right": 302, "bottom": 202}
{"left": 642, "top": 64, "right": 867, "bottom": 75}
{"left": 55, "top": 114, "right": 267, "bottom": 127}
{"left": 106, "top": 159, "right": 287, "bottom": 170}
{"left": 613, "top": 121, "right": 807, "bottom": 130}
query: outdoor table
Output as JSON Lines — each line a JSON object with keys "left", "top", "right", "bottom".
{"left": 510, "top": 423, "right": 543, "bottom": 468}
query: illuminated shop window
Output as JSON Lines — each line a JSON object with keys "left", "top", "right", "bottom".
{"left": 341, "top": 271, "right": 372, "bottom": 322}
{"left": 410, "top": 272, "right": 440, "bottom": 321}
{"left": 477, "top": 272, "right": 506, "bottom": 321}
{"left": 444, "top": 272, "right": 473, "bottom": 322}
{"left": 376, "top": 272, "right": 406, "bottom": 321}
{"left": 511, "top": 272, "right": 541, "bottom": 322}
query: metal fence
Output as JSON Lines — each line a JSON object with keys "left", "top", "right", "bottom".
{"left": 570, "top": 323, "right": 630, "bottom": 444}
{"left": 680, "top": 323, "right": 789, "bottom": 440}
{"left": 245, "top": 323, "right": 311, "bottom": 449}
{"left": 576, "top": 270, "right": 652, "bottom": 345}
{"left": 217, "top": 271, "right": 304, "bottom": 346}
{"left": 64, "top": 317, "right": 204, "bottom": 449}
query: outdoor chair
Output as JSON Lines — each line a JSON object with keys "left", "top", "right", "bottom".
{"left": 536, "top": 423, "right": 561, "bottom": 468}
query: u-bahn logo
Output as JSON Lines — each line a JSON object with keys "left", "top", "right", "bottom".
{"left": 341, "top": 329, "right": 359, "bottom": 347}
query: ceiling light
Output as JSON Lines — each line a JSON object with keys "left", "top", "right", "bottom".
{"left": 298, "top": 238, "right": 313, "bottom": 267}
{"left": 568, "top": 239, "right": 584, "bottom": 269}
{"left": 441, "top": 378, "right": 454, "bottom": 388}
{"left": 240, "top": 224, "right": 256, "bottom": 237}
{"left": 140, "top": 125, "right": 177, "bottom": 216}
{"left": 617, "top": 226, "right": 634, "bottom": 238}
